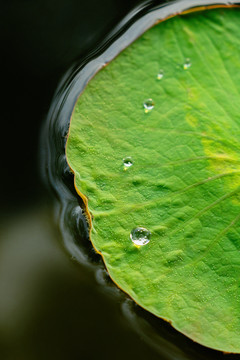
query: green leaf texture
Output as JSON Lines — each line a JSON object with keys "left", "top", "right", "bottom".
{"left": 66, "top": 8, "right": 240, "bottom": 352}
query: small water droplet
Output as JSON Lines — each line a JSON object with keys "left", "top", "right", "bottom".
{"left": 143, "top": 98, "right": 154, "bottom": 113}
{"left": 130, "top": 227, "right": 151, "bottom": 246}
{"left": 123, "top": 156, "right": 133, "bottom": 168}
{"left": 157, "top": 69, "right": 164, "bottom": 80}
{"left": 183, "top": 58, "right": 191, "bottom": 70}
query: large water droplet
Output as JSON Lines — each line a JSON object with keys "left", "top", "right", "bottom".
{"left": 143, "top": 98, "right": 154, "bottom": 112}
{"left": 183, "top": 58, "right": 191, "bottom": 70}
{"left": 123, "top": 156, "right": 133, "bottom": 168}
{"left": 157, "top": 69, "right": 164, "bottom": 80}
{"left": 130, "top": 227, "right": 151, "bottom": 246}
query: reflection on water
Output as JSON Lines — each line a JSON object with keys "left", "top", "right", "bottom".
{"left": 0, "top": 207, "right": 165, "bottom": 360}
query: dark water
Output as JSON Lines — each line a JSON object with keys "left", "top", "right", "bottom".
{"left": 1, "top": 1, "right": 240, "bottom": 359}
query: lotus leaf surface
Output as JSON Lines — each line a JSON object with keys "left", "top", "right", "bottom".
{"left": 66, "top": 8, "right": 240, "bottom": 352}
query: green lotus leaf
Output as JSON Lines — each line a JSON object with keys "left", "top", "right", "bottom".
{"left": 66, "top": 7, "right": 240, "bottom": 352}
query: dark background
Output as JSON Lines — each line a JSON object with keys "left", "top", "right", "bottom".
{"left": 2, "top": 0, "right": 148, "bottom": 213}
{"left": 1, "top": 1, "right": 239, "bottom": 359}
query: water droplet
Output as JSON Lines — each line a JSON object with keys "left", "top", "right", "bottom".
{"left": 183, "top": 58, "right": 191, "bottom": 70}
{"left": 143, "top": 98, "right": 154, "bottom": 113}
{"left": 130, "top": 227, "right": 151, "bottom": 246}
{"left": 157, "top": 69, "right": 164, "bottom": 80}
{"left": 123, "top": 156, "right": 133, "bottom": 168}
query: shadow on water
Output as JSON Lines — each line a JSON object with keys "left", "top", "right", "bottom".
{"left": 41, "top": 0, "right": 240, "bottom": 359}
